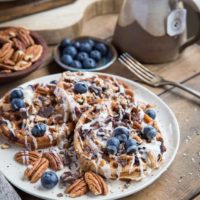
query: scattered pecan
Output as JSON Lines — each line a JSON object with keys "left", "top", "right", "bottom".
{"left": 0, "top": 33, "right": 10, "bottom": 44}
{"left": 17, "top": 28, "right": 34, "bottom": 48}
{"left": 65, "top": 178, "right": 88, "bottom": 198}
{"left": 11, "top": 50, "right": 25, "bottom": 63}
{"left": 3, "top": 59, "right": 15, "bottom": 66}
{"left": 14, "top": 60, "right": 32, "bottom": 71}
{"left": 0, "top": 143, "right": 10, "bottom": 149}
{"left": 60, "top": 171, "right": 80, "bottom": 186}
{"left": 12, "top": 38, "right": 26, "bottom": 51}
{"left": 24, "top": 44, "right": 43, "bottom": 62}
{"left": 24, "top": 157, "right": 49, "bottom": 183}
{"left": 4, "top": 27, "right": 18, "bottom": 38}
{"left": 15, "top": 150, "right": 41, "bottom": 165}
{"left": 0, "top": 43, "right": 14, "bottom": 62}
{"left": 43, "top": 151, "right": 63, "bottom": 171}
{"left": 84, "top": 171, "right": 109, "bottom": 195}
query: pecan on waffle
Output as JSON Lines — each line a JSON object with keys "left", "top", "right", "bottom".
{"left": 0, "top": 82, "right": 74, "bottom": 150}
{"left": 74, "top": 99, "right": 166, "bottom": 181}
{"left": 55, "top": 71, "right": 134, "bottom": 122}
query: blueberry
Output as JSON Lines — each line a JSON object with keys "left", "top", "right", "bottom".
{"left": 143, "top": 125, "right": 157, "bottom": 140}
{"left": 107, "top": 137, "right": 120, "bottom": 148}
{"left": 61, "top": 54, "right": 73, "bottom": 66}
{"left": 113, "top": 126, "right": 130, "bottom": 137}
{"left": 125, "top": 139, "right": 137, "bottom": 149}
{"left": 63, "top": 46, "right": 77, "bottom": 58}
{"left": 76, "top": 52, "right": 89, "bottom": 62}
{"left": 83, "top": 58, "right": 96, "bottom": 68}
{"left": 107, "top": 145, "right": 118, "bottom": 155}
{"left": 146, "top": 109, "right": 156, "bottom": 119}
{"left": 41, "top": 171, "right": 59, "bottom": 189}
{"left": 59, "top": 38, "right": 72, "bottom": 50}
{"left": 90, "top": 50, "right": 102, "bottom": 62}
{"left": 79, "top": 42, "right": 92, "bottom": 53}
{"left": 94, "top": 43, "right": 107, "bottom": 56}
{"left": 10, "top": 89, "right": 24, "bottom": 100}
{"left": 85, "top": 39, "right": 95, "bottom": 47}
{"left": 74, "top": 82, "right": 88, "bottom": 94}
{"left": 71, "top": 60, "right": 82, "bottom": 69}
{"left": 11, "top": 98, "right": 25, "bottom": 111}
{"left": 74, "top": 41, "right": 81, "bottom": 49}
{"left": 31, "top": 123, "right": 46, "bottom": 137}
{"left": 126, "top": 145, "right": 138, "bottom": 154}
{"left": 116, "top": 134, "right": 128, "bottom": 143}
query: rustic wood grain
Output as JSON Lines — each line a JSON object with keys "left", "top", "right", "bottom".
{"left": 0, "top": 0, "right": 76, "bottom": 23}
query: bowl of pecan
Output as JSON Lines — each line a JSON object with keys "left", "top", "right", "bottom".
{"left": 0, "top": 27, "right": 48, "bottom": 82}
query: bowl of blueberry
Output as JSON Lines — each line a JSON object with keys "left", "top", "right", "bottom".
{"left": 54, "top": 36, "right": 117, "bottom": 71}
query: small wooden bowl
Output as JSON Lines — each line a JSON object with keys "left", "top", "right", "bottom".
{"left": 54, "top": 36, "right": 117, "bottom": 72}
{"left": 0, "top": 27, "right": 48, "bottom": 83}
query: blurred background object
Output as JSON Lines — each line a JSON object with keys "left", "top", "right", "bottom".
{"left": 0, "top": 0, "right": 75, "bottom": 22}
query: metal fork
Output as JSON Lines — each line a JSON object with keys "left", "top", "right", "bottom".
{"left": 119, "top": 53, "right": 200, "bottom": 99}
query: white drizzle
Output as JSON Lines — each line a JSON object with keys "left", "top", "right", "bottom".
{"left": 1, "top": 118, "right": 15, "bottom": 136}
{"left": 54, "top": 87, "right": 69, "bottom": 122}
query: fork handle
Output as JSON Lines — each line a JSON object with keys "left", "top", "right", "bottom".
{"left": 161, "top": 81, "right": 200, "bottom": 99}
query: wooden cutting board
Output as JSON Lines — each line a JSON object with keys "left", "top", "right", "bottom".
{"left": 0, "top": 0, "right": 76, "bottom": 23}
{"left": 0, "top": 0, "right": 124, "bottom": 44}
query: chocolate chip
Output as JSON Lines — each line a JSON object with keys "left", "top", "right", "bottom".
{"left": 57, "top": 193, "right": 63, "bottom": 197}
{"left": 60, "top": 171, "right": 80, "bottom": 186}
{"left": 50, "top": 80, "right": 58, "bottom": 85}
{"left": 38, "top": 106, "right": 53, "bottom": 118}
{"left": 0, "top": 120, "right": 7, "bottom": 125}
{"left": 160, "top": 144, "right": 167, "bottom": 153}
{"left": 89, "top": 86, "right": 102, "bottom": 96}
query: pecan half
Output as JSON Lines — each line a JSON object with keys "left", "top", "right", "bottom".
{"left": 0, "top": 32, "right": 10, "bottom": 43}
{"left": 43, "top": 151, "right": 63, "bottom": 171}
{"left": 17, "top": 28, "right": 34, "bottom": 48}
{"left": 24, "top": 157, "right": 49, "bottom": 183}
{"left": 24, "top": 44, "right": 43, "bottom": 62}
{"left": 3, "top": 59, "right": 15, "bottom": 66}
{"left": 15, "top": 151, "right": 41, "bottom": 165}
{"left": 0, "top": 43, "right": 14, "bottom": 62}
{"left": 12, "top": 38, "right": 26, "bottom": 51}
{"left": 14, "top": 60, "right": 32, "bottom": 71}
{"left": 84, "top": 172, "right": 109, "bottom": 195}
{"left": 65, "top": 178, "right": 88, "bottom": 198}
{"left": 12, "top": 50, "right": 25, "bottom": 63}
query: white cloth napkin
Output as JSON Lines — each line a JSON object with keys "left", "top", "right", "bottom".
{"left": 0, "top": 171, "right": 21, "bottom": 200}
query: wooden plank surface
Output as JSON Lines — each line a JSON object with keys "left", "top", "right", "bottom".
{"left": 0, "top": 0, "right": 76, "bottom": 23}
{"left": 0, "top": 9, "right": 200, "bottom": 200}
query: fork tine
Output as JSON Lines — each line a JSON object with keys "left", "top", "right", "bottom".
{"left": 119, "top": 55, "right": 151, "bottom": 81}
{"left": 123, "top": 53, "right": 156, "bottom": 79}
{"left": 119, "top": 55, "right": 152, "bottom": 82}
{"left": 119, "top": 56, "right": 152, "bottom": 84}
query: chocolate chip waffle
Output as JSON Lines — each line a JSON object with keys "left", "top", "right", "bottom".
{"left": 74, "top": 99, "right": 166, "bottom": 180}
{"left": 0, "top": 82, "right": 74, "bottom": 149}
{"left": 56, "top": 71, "right": 134, "bottom": 122}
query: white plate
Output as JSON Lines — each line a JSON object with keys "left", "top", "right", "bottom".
{"left": 0, "top": 73, "right": 180, "bottom": 200}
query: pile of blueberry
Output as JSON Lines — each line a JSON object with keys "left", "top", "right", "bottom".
{"left": 10, "top": 89, "right": 25, "bottom": 111}
{"left": 59, "top": 38, "right": 108, "bottom": 69}
{"left": 106, "top": 124, "right": 157, "bottom": 155}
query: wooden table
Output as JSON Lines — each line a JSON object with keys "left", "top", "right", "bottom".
{"left": 0, "top": 14, "right": 200, "bottom": 200}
